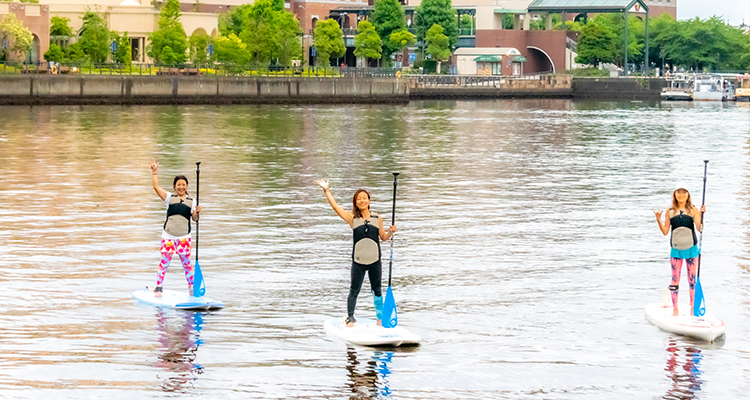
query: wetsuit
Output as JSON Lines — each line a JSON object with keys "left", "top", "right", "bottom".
{"left": 156, "top": 194, "right": 195, "bottom": 290}
{"left": 668, "top": 209, "right": 700, "bottom": 310}
{"left": 347, "top": 214, "right": 383, "bottom": 323}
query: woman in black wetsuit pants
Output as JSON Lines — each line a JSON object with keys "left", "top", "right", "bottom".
{"left": 317, "top": 179, "right": 397, "bottom": 327}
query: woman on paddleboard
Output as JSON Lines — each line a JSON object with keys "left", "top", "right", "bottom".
{"left": 317, "top": 179, "right": 397, "bottom": 327}
{"left": 151, "top": 159, "right": 202, "bottom": 298}
{"left": 654, "top": 183, "right": 705, "bottom": 316}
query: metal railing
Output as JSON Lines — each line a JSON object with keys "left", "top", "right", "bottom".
{"left": 407, "top": 71, "right": 556, "bottom": 87}
{"left": 0, "top": 62, "right": 401, "bottom": 78}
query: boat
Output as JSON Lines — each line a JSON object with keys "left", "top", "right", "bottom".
{"left": 692, "top": 74, "right": 735, "bottom": 101}
{"left": 661, "top": 73, "right": 693, "bottom": 101}
{"left": 644, "top": 290, "right": 725, "bottom": 342}
{"left": 736, "top": 73, "right": 750, "bottom": 103}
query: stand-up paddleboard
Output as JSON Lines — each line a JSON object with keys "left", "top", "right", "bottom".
{"left": 324, "top": 318, "right": 421, "bottom": 347}
{"left": 645, "top": 303, "right": 725, "bottom": 342}
{"left": 133, "top": 288, "right": 225, "bottom": 310}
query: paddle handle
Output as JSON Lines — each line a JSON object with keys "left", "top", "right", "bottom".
{"left": 388, "top": 173, "right": 399, "bottom": 286}
{"left": 697, "top": 160, "right": 708, "bottom": 276}
{"left": 196, "top": 162, "right": 201, "bottom": 261}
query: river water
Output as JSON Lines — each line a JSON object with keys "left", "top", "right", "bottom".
{"left": 0, "top": 100, "right": 749, "bottom": 399}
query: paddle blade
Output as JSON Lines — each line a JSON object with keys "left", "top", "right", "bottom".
{"left": 382, "top": 286, "right": 398, "bottom": 328}
{"left": 193, "top": 261, "right": 206, "bottom": 297}
{"left": 693, "top": 276, "right": 705, "bottom": 317}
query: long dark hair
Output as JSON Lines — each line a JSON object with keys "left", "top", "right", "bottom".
{"left": 173, "top": 175, "right": 189, "bottom": 195}
{"left": 351, "top": 188, "right": 371, "bottom": 219}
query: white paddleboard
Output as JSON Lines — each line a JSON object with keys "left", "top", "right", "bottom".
{"left": 132, "top": 288, "right": 225, "bottom": 310}
{"left": 645, "top": 303, "right": 725, "bottom": 342}
{"left": 324, "top": 317, "right": 421, "bottom": 347}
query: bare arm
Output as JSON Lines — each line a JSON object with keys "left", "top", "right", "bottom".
{"left": 151, "top": 159, "right": 167, "bottom": 201}
{"left": 317, "top": 179, "right": 353, "bottom": 226}
{"left": 378, "top": 215, "right": 397, "bottom": 241}
{"left": 654, "top": 208, "right": 670, "bottom": 236}
{"left": 192, "top": 205, "right": 202, "bottom": 222}
{"left": 694, "top": 205, "right": 705, "bottom": 232}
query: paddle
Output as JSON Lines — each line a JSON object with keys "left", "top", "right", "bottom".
{"left": 382, "top": 173, "right": 399, "bottom": 328}
{"left": 193, "top": 162, "right": 206, "bottom": 298}
{"left": 693, "top": 160, "right": 708, "bottom": 317}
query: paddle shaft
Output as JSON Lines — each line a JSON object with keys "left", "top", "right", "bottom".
{"left": 697, "top": 160, "right": 708, "bottom": 277}
{"left": 388, "top": 173, "right": 399, "bottom": 286}
{"left": 196, "top": 162, "right": 201, "bottom": 262}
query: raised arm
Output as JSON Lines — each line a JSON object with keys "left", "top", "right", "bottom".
{"left": 317, "top": 179, "right": 353, "bottom": 226}
{"left": 654, "top": 208, "right": 670, "bottom": 236}
{"left": 693, "top": 205, "right": 705, "bottom": 233}
{"left": 151, "top": 159, "right": 168, "bottom": 201}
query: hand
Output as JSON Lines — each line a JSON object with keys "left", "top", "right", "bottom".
{"left": 700, "top": 205, "right": 706, "bottom": 213}
{"left": 150, "top": 158, "right": 159, "bottom": 173}
{"left": 195, "top": 205, "right": 202, "bottom": 214}
{"left": 316, "top": 179, "right": 330, "bottom": 191}
{"left": 654, "top": 210, "right": 663, "bottom": 220}
{"left": 389, "top": 225, "right": 397, "bottom": 234}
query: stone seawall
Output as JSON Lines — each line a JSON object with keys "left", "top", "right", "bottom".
{"left": 0, "top": 75, "right": 669, "bottom": 105}
{"left": 0, "top": 75, "right": 409, "bottom": 105}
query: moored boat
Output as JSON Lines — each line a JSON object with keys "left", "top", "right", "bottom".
{"left": 692, "top": 74, "right": 735, "bottom": 101}
{"left": 736, "top": 73, "right": 750, "bottom": 103}
{"left": 661, "top": 73, "right": 693, "bottom": 101}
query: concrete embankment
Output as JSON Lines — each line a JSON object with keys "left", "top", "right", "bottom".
{"left": 0, "top": 75, "right": 409, "bottom": 105}
{"left": 0, "top": 75, "right": 668, "bottom": 105}
{"left": 410, "top": 75, "right": 574, "bottom": 99}
{"left": 410, "top": 76, "right": 667, "bottom": 100}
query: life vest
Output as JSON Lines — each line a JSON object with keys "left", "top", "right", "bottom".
{"left": 164, "top": 195, "right": 193, "bottom": 237}
{"left": 352, "top": 214, "right": 381, "bottom": 265}
{"left": 670, "top": 209, "right": 697, "bottom": 250}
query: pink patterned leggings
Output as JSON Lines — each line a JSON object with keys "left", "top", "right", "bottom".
{"left": 670, "top": 257, "right": 698, "bottom": 309}
{"left": 156, "top": 238, "right": 194, "bottom": 289}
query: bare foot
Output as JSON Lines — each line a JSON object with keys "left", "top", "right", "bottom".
{"left": 346, "top": 321, "right": 354, "bottom": 327}
{"left": 377, "top": 319, "right": 382, "bottom": 326}
{"left": 188, "top": 286, "right": 193, "bottom": 297}
{"left": 153, "top": 287, "right": 163, "bottom": 298}
{"left": 672, "top": 307, "right": 679, "bottom": 317}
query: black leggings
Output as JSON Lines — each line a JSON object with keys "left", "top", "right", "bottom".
{"left": 347, "top": 260, "right": 382, "bottom": 319}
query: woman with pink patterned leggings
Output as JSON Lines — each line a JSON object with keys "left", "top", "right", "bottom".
{"left": 151, "top": 159, "right": 202, "bottom": 298}
{"left": 654, "top": 183, "right": 705, "bottom": 317}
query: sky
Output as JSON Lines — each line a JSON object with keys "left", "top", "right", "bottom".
{"left": 677, "top": 0, "right": 750, "bottom": 26}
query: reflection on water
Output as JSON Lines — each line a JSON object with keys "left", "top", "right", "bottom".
{"left": 154, "top": 310, "right": 204, "bottom": 393}
{"left": 1, "top": 102, "right": 750, "bottom": 398}
{"left": 663, "top": 339, "right": 703, "bottom": 400}
{"left": 346, "top": 348, "right": 393, "bottom": 399}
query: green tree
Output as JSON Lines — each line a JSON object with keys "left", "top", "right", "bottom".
{"left": 416, "top": 0, "right": 458, "bottom": 48}
{"left": 575, "top": 20, "right": 618, "bottom": 67}
{"left": 110, "top": 30, "right": 132, "bottom": 64}
{"left": 147, "top": 0, "right": 187, "bottom": 64}
{"left": 0, "top": 13, "right": 33, "bottom": 61}
{"left": 218, "top": 4, "right": 251, "bottom": 36}
{"left": 50, "top": 16, "right": 73, "bottom": 37}
{"left": 44, "top": 43, "right": 65, "bottom": 62}
{"left": 312, "top": 19, "right": 345, "bottom": 67}
{"left": 78, "top": 9, "right": 110, "bottom": 63}
{"left": 274, "top": 10, "right": 303, "bottom": 66}
{"left": 389, "top": 28, "right": 415, "bottom": 62}
{"left": 354, "top": 20, "right": 382, "bottom": 65}
{"left": 425, "top": 23, "right": 450, "bottom": 73}
{"left": 213, "top": 33, "right": 250, "bottom": 65}
{"left": 371, "top": 0, "right": 406, "bottom": 60}
{"left": 188, "top": 31, "right": 211, "bottom": 63}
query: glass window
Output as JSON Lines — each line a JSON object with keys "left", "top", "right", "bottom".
{"left": 492, "top": 63, "right": 502, "bottom": 75}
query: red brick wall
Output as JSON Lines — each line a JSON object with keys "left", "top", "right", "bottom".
{"left": 475, "top": 29, "right": 567, "bottom": 74}
{"left": 5, "top": 2, "right": 50, "bottom": 62}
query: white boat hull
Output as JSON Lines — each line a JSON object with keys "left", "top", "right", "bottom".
{"left": 645, "top": 303, "right": 725, "bottom": 342}
{"left": 324, "top": 317, "right": 421, "bottom": 347}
